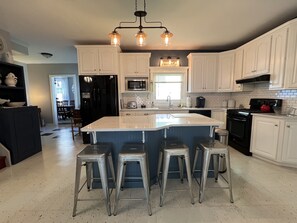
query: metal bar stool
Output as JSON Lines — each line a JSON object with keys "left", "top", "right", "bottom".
{"left": 113, "top": 143, "right": 152, "bottom": 216}
{"left": 73, "top": 143, "right": 115, "bottom": 217}
{"left": 193, "top": 140, "right": 234, "bottom": 203}
{"left": 158, "top": 139, "right": 194, "bottom": 207}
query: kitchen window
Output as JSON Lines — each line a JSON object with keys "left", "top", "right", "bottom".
{"left": 150, "top": 67, "right": 188, "bottom": 107}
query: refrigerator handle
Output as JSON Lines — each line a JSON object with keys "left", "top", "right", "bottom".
{"left": 93, "top": 88, "right": 96, "bottom": 102}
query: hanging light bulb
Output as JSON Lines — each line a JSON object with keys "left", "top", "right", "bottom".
{"left": 135, "top": 30, "right": 147, "bottom": 46}
{"left": 161, "top": 30, "right": 173, "bottom": 46}
{"left": 109, "top": 31, "right": 121, "bottom": 45}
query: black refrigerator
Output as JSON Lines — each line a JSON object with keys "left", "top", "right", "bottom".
{"left": 79, "top": 75, "right": 119, "bottom": 144}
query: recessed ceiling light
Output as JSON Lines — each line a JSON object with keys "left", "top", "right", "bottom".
{"left": 40, "top": 52, "right": 53, "bottom": 58}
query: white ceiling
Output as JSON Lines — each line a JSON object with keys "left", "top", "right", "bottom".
{"left": 1, "top": 0, "right": 297, "bottom": 64}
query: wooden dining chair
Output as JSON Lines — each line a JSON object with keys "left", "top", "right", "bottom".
{"left": 71, "top": 109, "right": 82, "bottom": 140}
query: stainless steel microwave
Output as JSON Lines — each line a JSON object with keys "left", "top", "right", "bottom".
{"left": 125, "top": 77, "right": 148, "bottom": 91}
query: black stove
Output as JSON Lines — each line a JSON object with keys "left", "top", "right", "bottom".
{"left": 226, "top": 98, "right": 282, "bottom": 156}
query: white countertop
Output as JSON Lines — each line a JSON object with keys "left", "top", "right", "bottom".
{"left": 252, "top": 113, "right": 297, "bottom": 120}
{"left": 120, "top": 107, "right": 229, "bottom": 112}
{"left": 81, "top": 113, "right": 223, "bottom": 132}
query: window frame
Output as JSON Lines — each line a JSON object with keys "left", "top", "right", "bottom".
{"left": 149, "top": 67, "right": 188, "bottom": 107}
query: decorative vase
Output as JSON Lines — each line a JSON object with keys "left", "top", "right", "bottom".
{"left": 5, "top": 73, "right": 17, "bottom": 87}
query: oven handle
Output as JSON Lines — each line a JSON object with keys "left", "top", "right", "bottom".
{"left": 232, "top": 117, "right": 247, "bottom": 122}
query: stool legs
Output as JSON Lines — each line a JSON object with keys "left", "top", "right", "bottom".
{"left": 98, "top": 157, "right": 112, "bottom": 216}
{"left": 178, "top": 156, "right": 184, "bottom": 183}
{"left": 225, "top": 149, "right": 234, "bottom": 203}
{"left": 160, "top": 150, "right": 194, "bottom": 207}
{"left": 139, "top": 157, "right": 152, "bottom": 215}
{"left": 160, "top": 152, "right": 170, "bottom": 207}
{"left": 213, "top": 154, "right": 219, "bottom": 182}
{"left": 73, "top": 152, "right": 115, "bottom": 217}
{"left": 113, "top": 159, "right": 125, "bottom": 216}
{"left": 73, "top": 158, "right": 82, "bottom": 217}
{"left": 199, "top": 149, "right": 211, "bottom": 203}
{"left": 184, "top": 150, "right": 194, "bottom": 204}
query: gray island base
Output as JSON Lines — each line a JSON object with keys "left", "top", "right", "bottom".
{"left": 81, "top": 114, "right": 223, "bottom": 188}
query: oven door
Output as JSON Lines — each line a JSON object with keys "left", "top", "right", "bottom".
{"left": 227, "top": 114, "right": 252, "bottom": 156}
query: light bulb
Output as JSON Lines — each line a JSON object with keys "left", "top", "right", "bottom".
{"left": 136, "top": 31, "right": 147, "bottom": 46}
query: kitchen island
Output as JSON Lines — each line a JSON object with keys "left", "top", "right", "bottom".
{"left": 81, "top": 113, "right": 223, "bottom": 188}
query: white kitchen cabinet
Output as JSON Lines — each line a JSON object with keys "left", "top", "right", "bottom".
{"left": 187, "top": 53, "right": 218, "bottom": 92}
{"left": 217, "top": 51, "right": 234, "bottom": 92}
{"left": 284, "top": 20, "right": 297, "bottom": 89}
{"left": 250, "top": 116, "right": 281, "bottom": 161}
{"left": 269, "top": 26, "right": 288, "bottom": 89}
{"left": 233, "top": 48, "right": 254, "bottom": 92}
{"left": 76, "top": 45, "right": 120, "bottom": 75}
{"left": 281, "top": 121, "right": 297, "bottom": 165}
{"left": 211, "top": 110, "right": 226, "bottom": 129}
{"left": 242, "top": 35, "right": 272, "bottom": 77}
{"left": 120, "top": 53, "right": 151, "bottom": 76}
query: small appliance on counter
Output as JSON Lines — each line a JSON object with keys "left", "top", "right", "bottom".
{"left": 196, "top": 96, "right": 205, "bottom": 108}
{"left": 127, "top": 101, "right": 137, "bottom": 109}
{"left": 186, "top": 96, "right": 192, "bottom": 108}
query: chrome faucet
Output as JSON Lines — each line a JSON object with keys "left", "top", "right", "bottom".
{"left": 167, "top": 95, "right": 172, "bottom": 108}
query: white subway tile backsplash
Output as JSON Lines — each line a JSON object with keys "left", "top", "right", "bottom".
{"left": 121, "top": 83, "right": 297, "bottom": 113}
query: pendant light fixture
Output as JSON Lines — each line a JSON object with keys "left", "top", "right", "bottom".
{"left": 109, "top": 0, "right": 173, "bottom": 47}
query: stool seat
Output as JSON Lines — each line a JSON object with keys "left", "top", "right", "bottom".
{"left": 114, "top": 143, "right": 152, "bottom": 216}
{"left": 194, "top": 139, "right": 233, "bottom": 203}
{"left": 73, "top": 143, "right": 115, "bottom": 217}
{"left": 158, "top": 139, "right": 194, "bottom": 206}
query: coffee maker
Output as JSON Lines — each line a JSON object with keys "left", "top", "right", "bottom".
{"left": 196, "top": 96, "right": 205, "bottom": 108}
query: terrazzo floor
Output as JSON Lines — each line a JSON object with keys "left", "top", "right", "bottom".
{"left": 1, "top": 124, "right": 297, "bottom": 222}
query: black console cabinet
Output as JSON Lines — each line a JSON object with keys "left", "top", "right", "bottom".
{"left": 0, "top": 106, "right": 42, "bottom": 164}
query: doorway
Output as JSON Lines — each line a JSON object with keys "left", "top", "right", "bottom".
{"left": 49, "top": 74, "right": 80, "bottom": 125}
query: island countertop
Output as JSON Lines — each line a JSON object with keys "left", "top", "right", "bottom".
{"left": 81, "top": 113, "right": 223, "bottom": 132}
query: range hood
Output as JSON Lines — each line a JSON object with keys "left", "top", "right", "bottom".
{"left": 236, "top": 74, "right": 270, "bottom": 84}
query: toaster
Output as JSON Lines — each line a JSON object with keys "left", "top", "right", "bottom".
{"left": 127, "top": 101, "right": 137, "bottom": 109}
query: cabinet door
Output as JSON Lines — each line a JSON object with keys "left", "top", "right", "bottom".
{"left": 269, "top": 27, "right": 288, "bottom": 89}
{"left": 285, "top": 21, "right": 297, "bottom": 88}
{"left": 188, "top": 55, "right": 204, "bottom": 92}
{"left": 255, "top": 35, "right": 272, "bottom": 75}
{"left": 281, "top": 122, "right": 297, "bottom": 165}
{"left": 77, "top": 48, "right": 99, "bottom": 74}
{"left": 203, "top": 55, "right": 218, "bottom": 92}
{"left": 98, "top": 47, "right": 118, "bottom": 74}
{"left": 243, "top": 43, "right": 256, "bottom": 77}
{"left": 243, "top": 35, "right": 271, "bottom": 77}
{"left": 121, "top": 54, "right": 137, "bottom": 76}
{"left": 233, "top": 48, "right": 244, "bottom": 91}
{"left": 121, "top": 53, "right": 150, "bottom": 76}
{"left": 136, "top": 54, "right": 150, "bottom": 76}
{"left": 218, "top": 52, "right": 234, "bottom": 92}
{"left": 251, "top": 116, "right": 280, "bottom": 160}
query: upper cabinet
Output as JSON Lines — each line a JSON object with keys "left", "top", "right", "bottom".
{"left": 269, "top": 26, "right": 288, "bottom": 89}
{"left": 217, "top": 51, "right": 234, "bottom": 92}
{"left": 187, "top": 53, "right": 218, "bottom": 92}
{"left": 284, "top": 20, "right": 297, "bottom": 89}
{"left": 75, "top": 45, "right": 121, "bottom": 75}
{"left": 120, "top": 53, "right": 151, "bottom": 77}
{"left": 0, "top": 62, "right": 27, "bottom": 104}
{"left": 242, "top": 34, "right": 272, "bottom": 78}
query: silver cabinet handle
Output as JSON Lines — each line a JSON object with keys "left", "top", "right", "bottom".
{"left": 287, "top": 125, "right": 290, "bottom": 128}
{"left": 275, "top": 124, "right": 278, "bottom": 127}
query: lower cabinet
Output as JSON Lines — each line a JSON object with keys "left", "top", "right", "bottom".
{"left": 251, "top": 116, "right": 280, "bottom": 160}
{"left": 281, "top": 121, "right": 297, "bottom": 165}
{"left": 251, "top": 115, "right": 297, "bottom": 168}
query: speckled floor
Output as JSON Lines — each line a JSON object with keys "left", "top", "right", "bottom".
{"left": 1, "top": 124, "right": 297, "bottom": 223}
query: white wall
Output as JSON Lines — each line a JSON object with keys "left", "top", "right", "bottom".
{"left": 26, "top": 64, "right": 78, "bottom": 124}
